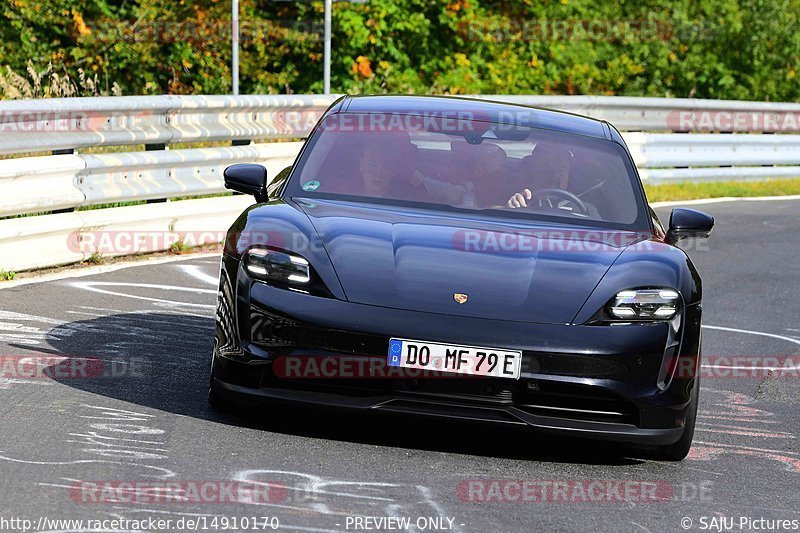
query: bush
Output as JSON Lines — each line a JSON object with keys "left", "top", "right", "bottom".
{"left": 1, "top": 0, "right": 798, "bottom": 100}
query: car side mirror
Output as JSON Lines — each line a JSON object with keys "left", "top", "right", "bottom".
{"left": 666, "top": 208, "right": 714, "bottom": 244}
{"left": 224, "top": 164, "right": 268, "bottom": 203}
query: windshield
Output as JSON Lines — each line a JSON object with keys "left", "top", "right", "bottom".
{"left": 285, "top": 112, "right": 648, "bottom": 229}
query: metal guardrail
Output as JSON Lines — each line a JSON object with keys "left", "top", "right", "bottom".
{"left": 623, "top": 132, "right": 800, "bottom": 182}
{"left": 78, "top": 142, "right": 303, "bottom": 208}
{"left": 1, "top": 94, "right": 799, "bottom": 272}
{"left": 473, "top": 95, "right": 800, "bottom": 133}
{"left": 1, "top": 143, "right": 302, "bottom": 217}
{"left": 625, "top": 133, "right": 800, "bottom": 167}
{"left": 0, "top": 94, "right": 332, "bottom": 155}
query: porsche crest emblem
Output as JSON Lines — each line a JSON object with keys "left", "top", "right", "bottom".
{"left": 453, "top": 293, "right": 469, "bottom": 304}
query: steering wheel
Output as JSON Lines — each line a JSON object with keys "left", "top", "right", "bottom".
{"left": 529, "top": 188, "right": 590, "bottom": 217}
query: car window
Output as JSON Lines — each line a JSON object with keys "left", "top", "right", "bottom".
{"left": 287, "top": 112, "right": 646, "bottom": 228}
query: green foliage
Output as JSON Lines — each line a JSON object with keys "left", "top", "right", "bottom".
{"left": 1, "top": 0, "right": 798, "bottom": 100}
{"left": 169, "top": 239, "right": 192, "bottom": 255}
{"left": 85, "top": 251, "right": 104, "bottom": 264}
{"left": 0, "top": 269, "right": 15, "bottom": 280}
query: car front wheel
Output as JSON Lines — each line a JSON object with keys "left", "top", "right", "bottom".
{"left": 654, "top": 376, "right": 700, "bottom": 461}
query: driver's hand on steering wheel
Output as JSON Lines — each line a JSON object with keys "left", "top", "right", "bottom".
{"left": 507, "top": 188, "right": 533, "bottom": 208}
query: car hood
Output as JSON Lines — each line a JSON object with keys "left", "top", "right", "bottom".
{"left": 296, "top": 199, "right": 642, "bottom": 325}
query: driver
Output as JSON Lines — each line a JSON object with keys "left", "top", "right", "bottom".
{"left": 355, "top": 135, "right": 419, "bottom": 199}
{"left": 506, "top": 142, "right": 572, "bottom": 208}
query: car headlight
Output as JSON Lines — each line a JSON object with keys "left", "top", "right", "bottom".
{"left": 244, "top": 248, "right": 311, "bottom": 284}
{"left": 607, "top": 288, "right": 680, "bottom": 320}
{"left": 242, "top": 246, "right": 334, "bottom": 298}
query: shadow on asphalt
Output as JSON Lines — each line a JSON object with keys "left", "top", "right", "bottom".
{"left": 36, "top": 312, "right": 644, "bottom": 466}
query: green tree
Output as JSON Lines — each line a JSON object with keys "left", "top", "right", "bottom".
{"left": 0, "top": 0, "right": 797, "bottom": 100}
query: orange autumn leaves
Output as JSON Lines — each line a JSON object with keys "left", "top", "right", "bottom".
{"left": 352, "top": 56, "right": 373, "bottom": 79}
{"left": 72, "top": 11, "right": 92, "bottom": 37}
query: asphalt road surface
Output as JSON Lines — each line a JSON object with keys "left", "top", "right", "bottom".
{"left": 0, "top": 198, "right": 798, "bottom": 533}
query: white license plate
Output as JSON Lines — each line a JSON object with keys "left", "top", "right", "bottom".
{"left": 387, "top": 338, "right": 522, "bottom": 379}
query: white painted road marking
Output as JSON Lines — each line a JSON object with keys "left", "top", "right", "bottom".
{"left": 0, "top": 253, "right": 220, "bottom": 289}
{"left": 178, "top": 264, "right": 220, "bottom": 286}
{"left": 70, "top": 281, "right": 216, "bottom": 309}
{"left": 702, "top": 324, "right": 800, "bottom": 346}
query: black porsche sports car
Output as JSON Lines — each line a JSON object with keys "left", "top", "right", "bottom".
{"left": 210, "top": 95, "right": 713, "bottom": 461}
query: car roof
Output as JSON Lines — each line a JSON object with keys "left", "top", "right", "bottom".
{"left": 335, "top": 94, "right": 611, "bottom": 140}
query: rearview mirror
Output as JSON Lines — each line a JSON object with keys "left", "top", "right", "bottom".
{"left": 666, "top": 208, "right": 714, "bottom": 244}
{"left": 224, "top": 164, "right": 268, "bottom": 203}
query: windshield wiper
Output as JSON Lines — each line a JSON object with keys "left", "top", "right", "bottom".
{"left": 577, "top": 179, "right": 607, "bottom": 198}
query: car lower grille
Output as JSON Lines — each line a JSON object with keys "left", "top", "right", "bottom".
{"left": 380, "top": 399, "right": 523, "bottom": 424}
{"left": 260, "top": 362, "right": 639, "bottom": 426}
{"left": 513, "top": 381, "right": 638, "bottom": 425}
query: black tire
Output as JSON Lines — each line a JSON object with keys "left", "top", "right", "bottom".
{"left": 208, "top": 379, "right": 236, "bottom": 412}
{"left": 208, "top": 354, "right": 236, "bottom": 412}
{"left": 654, "top": 378, "right": 700, "bottom": 461}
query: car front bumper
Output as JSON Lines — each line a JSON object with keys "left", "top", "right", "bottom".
{"left": 212, "top": 258, "right": 701, "bottom": 446}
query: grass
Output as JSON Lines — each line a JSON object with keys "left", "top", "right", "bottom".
{"left": 84, "top": 252, "right": 104, "bottom": 265}
{"left": 3, "top": 177, "right": 800, "bottom": 223}
{"left": 0, "top": 269, "right": 16, "bottom": 281}
{"left": 0, "top": 140, "right": 265, "bottom": 161}
{"left": 169, "top": 239, "right": 193, "bottom": 255}
{"left": 0, "top": 193, "right": 235, "bottom": 221}
{"left": 644, "top": 178, "right": 800, "bottom": 202}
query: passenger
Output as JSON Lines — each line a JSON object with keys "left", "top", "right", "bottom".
{"left": 356, "top": 135, "right": 418, "bottom": 200}
{"left": 410, "top": 169, "right": 474, "bottom": 206}
{"left": 411, "top": 142, "right": 506, "bottom": 208}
